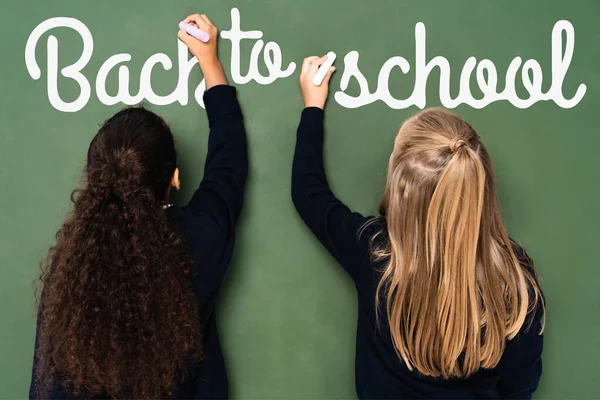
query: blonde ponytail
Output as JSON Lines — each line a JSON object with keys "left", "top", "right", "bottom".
{"left": 373, "top": 108, "right": 544, "bottom": 378}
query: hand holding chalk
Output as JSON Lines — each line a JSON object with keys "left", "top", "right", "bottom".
{"left": 312, "top": 52, "right": 337, "bottom": 86}
{"left": 177, "top": 13, "right": 227, "bottom": 89}
{"left": 299, "top": 54, "right": 337, "bottom": 109}
{"left": 177, "top": 14, "right": 218, "bottom": 63}
{"left": 179, "top": 21, "right": 210, "bottom": 43}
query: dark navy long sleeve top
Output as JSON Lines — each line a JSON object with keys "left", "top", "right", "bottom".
{"left": 29, "top": 84, "right": 248, "bottom": 399}
{"left": 291, "top": 107, "right": 544, "bottom": 399}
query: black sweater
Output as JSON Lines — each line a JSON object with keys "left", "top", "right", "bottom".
{"left": 29, "top": 85, "right": 248, "bottom": 399}
{"left": 291, "top": 107, "right": 544, "bottom": 399}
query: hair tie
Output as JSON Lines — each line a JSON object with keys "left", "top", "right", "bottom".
{"left": 449, "top": 138, "right": 467, "bottom": 152}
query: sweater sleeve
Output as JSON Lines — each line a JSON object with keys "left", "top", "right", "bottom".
{"left": 291, "top": 107, "right": 373, "bottom": 285}
{"left": 181, "top": 84, "right": 248, "bottom": 293}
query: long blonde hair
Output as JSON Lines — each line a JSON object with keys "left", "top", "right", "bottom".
{"left": 371, "top": 108, "right": 544, "bottom": 379}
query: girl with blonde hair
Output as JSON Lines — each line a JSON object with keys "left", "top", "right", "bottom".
{"left": 292, "top": 56, "right": 545, "bottom": 398}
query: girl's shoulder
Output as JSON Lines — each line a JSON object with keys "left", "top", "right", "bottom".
{"left": 510, "top": 240, "right": 534, "bottom": 268}
{"left": 509, "top": 240, "right": 540, "bottom": 284}
{"left": 509, "top": 239, "right": 545, "bottom": 328}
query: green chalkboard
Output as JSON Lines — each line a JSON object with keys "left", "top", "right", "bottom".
{"left": 1, "top": 0, "right": 599, "bottom": 398}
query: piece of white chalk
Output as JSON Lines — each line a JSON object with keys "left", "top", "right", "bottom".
{"left": 312, "top": 52, "right": 337, "bottom": 86}
{"left": 179, "top": 21, "right": 210, "bottom": 43}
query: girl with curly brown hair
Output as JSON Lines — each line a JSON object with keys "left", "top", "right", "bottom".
{"left": 29, "top": 14, "right": 246, "bottom": 399}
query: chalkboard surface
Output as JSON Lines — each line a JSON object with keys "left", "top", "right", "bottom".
{"left": 1, "top": 1, "right": 599, "bottom": 398}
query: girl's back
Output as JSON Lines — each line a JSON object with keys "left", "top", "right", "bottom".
{"left": 292, "top": 62, "right": 544, "bottom": 398}
{"left": 340, "top": 218, "right": 543, "bottom": 398}
{"left": 30, "top": 15, "right": 248, "bottom": 399}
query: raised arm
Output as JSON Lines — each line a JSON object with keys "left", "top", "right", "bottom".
{"left": 184, "top": 85, "right": 247, "bottom": 225}
{"left": 177, "top": 13, "right": 247, "bottom": 223}
{"left": 177, "top": 14, "right": 248, "bottom": 294}
{"left": 291, "top": 56, "right": 372, "bottom": 284}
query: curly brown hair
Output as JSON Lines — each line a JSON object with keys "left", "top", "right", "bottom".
{"left": 35, "top": 107, "right": 201, "bottom": 399}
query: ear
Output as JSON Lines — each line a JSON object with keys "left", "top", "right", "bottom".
{"left": 171, "top": 168, "right": 180, "bottom": 191}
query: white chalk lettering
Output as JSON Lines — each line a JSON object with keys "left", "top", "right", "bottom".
{"left": 24, "top": 8, "right": 294, "bottom": 111}
{"left": 25, "top": 17, "right": 93, "bottom": 112}
{"left": 221, "top": 8, "right": 296, "bottom": 84}
{"left": 25, "top": 11, "right": 586, "bottom": 112}
{"left": 334, "top": 21, "right": 586, "bottom": 109}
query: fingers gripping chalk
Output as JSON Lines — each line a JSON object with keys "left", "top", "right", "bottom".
{"left": 312, "top": 52, "right": 337, "bottom": 86}
{"left": 179, "top": 21, "right": 210, "bottom": 43}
